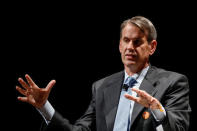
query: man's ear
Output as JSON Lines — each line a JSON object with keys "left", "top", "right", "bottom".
{"left": 119, "top": 41, "right": 123, "bottom": 53}
{"left": 149, "top": 40, "right": 157, "bottom": 55}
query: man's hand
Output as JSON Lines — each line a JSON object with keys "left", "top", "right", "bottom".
{"left": 16, "top": 74, "right": 56, "bottom": 109}
{"left": 125, "top": 88, "right": 163, "bottom": 111}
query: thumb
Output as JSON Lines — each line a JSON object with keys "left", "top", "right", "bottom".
{"left": 45, "top": 80, "right": 56, "bottom": 92}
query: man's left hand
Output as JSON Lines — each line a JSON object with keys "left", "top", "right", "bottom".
{"left": 125, "top": 88, "right": 163, "bottom": 111}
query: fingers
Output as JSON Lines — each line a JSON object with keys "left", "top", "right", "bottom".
{"left": 18, "top": 78, "right": 30, "bottom": 90}
{"left": 17, "top": 96, "right": 28, "bottom": 103}
{"left": 125, "top": 93, "right": 138, "bottom": 102}
{"left": 132, "top": 88, "right": 144, "bottom": 95}
{"left": 17, "top": 74, "right": 56, "bottom": 92}
{"left": 45, "top": 80, "right": 56, "bottom": 92}
{"left": 16, "top": 86, "right": 26, "bottom": 96}
{"left": 25, "top": 74, "right": 37, "bottom": 88}
{"left": 132, "top": 88, "right": 152, "bottom": 101}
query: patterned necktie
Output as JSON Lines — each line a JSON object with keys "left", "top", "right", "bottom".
{"left": 113, "top": 77, "right": 137, "bottom": 131}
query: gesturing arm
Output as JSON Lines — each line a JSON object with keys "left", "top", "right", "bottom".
{"left": 125, "top": 75, "right": 191, "bottom": 131}
{"left": 16, "top": 74, "right": 96, "bottom": 131}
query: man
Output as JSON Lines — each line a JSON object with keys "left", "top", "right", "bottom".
{"left": 16, "top": 16, "right": 191, "bottom": 131}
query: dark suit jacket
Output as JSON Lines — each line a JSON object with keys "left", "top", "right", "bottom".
{"left": 41, "top": 66, "right": 191, "bottom": 131}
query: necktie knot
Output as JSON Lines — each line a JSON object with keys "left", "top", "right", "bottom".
{"left": 128, "top": 77, "right": 137, "bottom": 87}
{"left": 123, "top": 77, "right": 137, "bottom": 91}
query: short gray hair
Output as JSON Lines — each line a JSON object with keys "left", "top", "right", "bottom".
{"left": 120, "top": 16, "right": 157, "bottom": 42}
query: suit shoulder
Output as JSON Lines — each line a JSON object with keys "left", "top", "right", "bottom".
{"left": 151, "top": 66, "right": 188, "bottom": 82}
{"left": 92, "top": 71, "right": 124, "bottom": 90}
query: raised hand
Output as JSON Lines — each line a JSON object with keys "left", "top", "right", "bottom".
{"left": 16, "top": 74, "right": 56, "bottom": 108}
{"left": 125, "top": 88, "right": 163, "bottom": 111}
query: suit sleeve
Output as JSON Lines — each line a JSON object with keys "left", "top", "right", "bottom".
{"left": 40, "top": 84, "right": 96, "bottom": 131}
{"left": 162, "top": 74, "right": 191, "bottom": 131}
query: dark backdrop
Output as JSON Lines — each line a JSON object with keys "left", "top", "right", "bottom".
{"left": 2, "top": 1, "right": 195, "bottom": 131}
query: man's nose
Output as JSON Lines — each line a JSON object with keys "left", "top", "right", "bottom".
{"left": 127, "top": 42, "right": 135, "bottom": 50}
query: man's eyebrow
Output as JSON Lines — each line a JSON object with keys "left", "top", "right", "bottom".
{"left": 122, "top": 35, "right": 143, "bottom": 41}
{"left": 123, "top": 36, "right": 142, "bottom": 39}
{"left": 132, "top": 37, "right": 143, "bottom": 40}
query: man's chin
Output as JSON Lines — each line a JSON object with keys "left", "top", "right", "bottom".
{"left": 125, "top": 61, "right": 136, "bottom": 65}
{"left": 124, "top": 62, "right": 137, "bottom": 68}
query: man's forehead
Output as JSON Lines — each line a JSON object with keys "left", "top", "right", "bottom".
{"left": 122, "top": 24, "right": 145, "bottom": 39}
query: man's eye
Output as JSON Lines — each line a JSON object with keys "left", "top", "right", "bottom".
{"left": 123, "top": 38, "right": 130, "bottom": 43}
{"left": 133, "top": 40, "right": 141, "bottom": 45}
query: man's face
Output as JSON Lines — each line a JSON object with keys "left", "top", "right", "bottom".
{"left": 119, "top": 23, "right": 156, "bottom": 71}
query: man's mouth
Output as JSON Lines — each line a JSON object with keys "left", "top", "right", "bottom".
{"left": 125, "top": 54, "right": 136, "bottom": 60}
{"left": 125, "top": 55, "right": 136, "bottom": 59}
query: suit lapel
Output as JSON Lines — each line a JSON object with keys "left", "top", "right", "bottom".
{"left": 103, "top": 71, "right": 124, "bottom": 131}
{"left": 130, "top": 66, "right": 158, "bottom": 127}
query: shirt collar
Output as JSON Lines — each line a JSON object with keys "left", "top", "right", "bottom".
{"left": 124, "top": 66, "right": 150, "bottom": 84}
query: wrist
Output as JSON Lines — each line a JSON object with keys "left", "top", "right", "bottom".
{"left": 37, "top": 100, "right": 55, "bottom": 123}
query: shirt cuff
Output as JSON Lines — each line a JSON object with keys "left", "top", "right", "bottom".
{"left": 36, "top": 101, "right": 55, "bottom": 124}
{"left": 151, "top": 105, "right": 166, "bottom": 122}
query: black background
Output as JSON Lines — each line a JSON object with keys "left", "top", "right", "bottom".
{"left": 2, "top": 1, "right": 196, "bottom": 131}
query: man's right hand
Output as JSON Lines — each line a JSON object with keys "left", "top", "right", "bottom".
{"left": 16, "top": 74, "right": 56, "bottom": 108}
